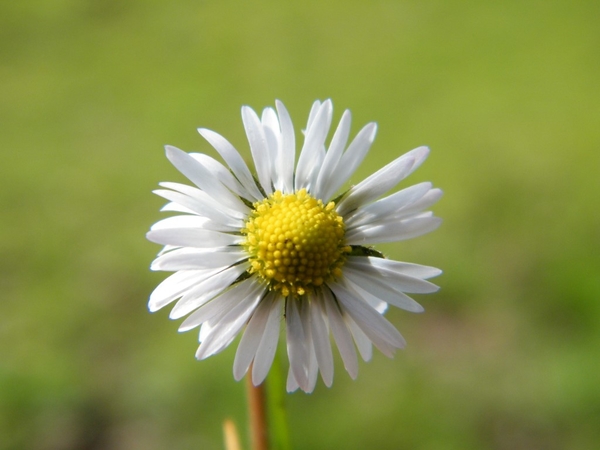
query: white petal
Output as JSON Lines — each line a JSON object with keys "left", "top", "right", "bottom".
{"left": 343, "top": 265, "right": 425, "bottom": 313}
{"left": 160, "top": 201, "right": 195, "bottom": 214}
{"left": 345, "top": 182, "right": 432, "bottom": 228}
{"left": 346, "top": 258, "right": 439, "bottom": 294}
{"left": 150, "top": 214, "right": 239, "bottom": 233}
{"left": 345, "top": 216, "right": 442, "bottom": 245}
{"left": 171, "top": 262, "right": 250, "bottom": 320}
{"left": 295, "top": 100, "right": 332, "bottom": 191}
{"left": 337, "top": 146, "right": 430, "bottom": 216}
{"left": 321, "top": 122, "right": 377, "bottom": 202}
{"left": 150, "top": 214, "right": 210, "bottom": 230}
{"left": 261, "top": 107, "right": 282, "bottom": 191}
{"left": 299, "top": 300, "right": 320, "bottom": 393}
{"left": 337, "top": 153, "right": 424, "bottom": 218}
{"left": 146, "top": 227, "right": 243, "bottom": 248}
{"left": 321, "top": 289, "right": 358, "bottom": 379}
{"left": 345, "top": 277, "right": 386, "bottom": 314}
{"left": 358, "top": 257, "right": 442, "bottom": 279}
{"left": 275, "top": 101, "right": 295, "bottom": 194}
{"left": 345, "top": 315, "right": 373, "bottom": 362}
{"left": 242, "top": 106, "right": 273, "bottom": 195}
{"left": 158, "top": 182, "right": 247, "bottom": 221}
{"left": 252, "top": 293, "right": 283, "bottom": 385}
{"left": 286, "top": 367, "right": 300, "bottom": 392}
{"left": 165, "top": 146, "right": 250, "bottom": 214}
{"left": 148, "top": 269, "right": 213, "bottom": 312}
{"left": 151, "top": 248, "right": 246, "bottom": 271}
{"left": 286, "top": 299, "right": 309, "bottom": 392}
{"left": 178, "top": 276, "right": 256, "bottom": 331}
{"left": 388, "top": 188, "right": 444, "bottom": 220}
{"left": 195, "top": 282, "right": 263, "bottom": 360}
{"left": 309, "top": 296, "right": 334, "bottom": 387}
{"left": 187, "top": 153, "right": 249, "bottom": 201}
{"left": 305, "top": 100, "right": 322, "bottom": 132}
{"left": 233, "top": 293, "right": 276, "bottom": 381}
{"left": 197, "top": 129, "right": 263, "bottom": 201}
{"left": 313, "top": 109, "right": 351, "bottom": 200}
{"left": 152, "top": 190, "right": 243, "bottom": 229}
{"left": 330, "top": 281, "right": 406, "bottom": 355}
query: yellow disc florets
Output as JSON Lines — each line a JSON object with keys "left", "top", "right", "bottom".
{"left": 242, "top": 189, "right": 351, "bottom": 297}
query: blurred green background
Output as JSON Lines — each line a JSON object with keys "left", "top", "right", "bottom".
{"left": 1, "top": 0, "right": 599, "bottom": 449}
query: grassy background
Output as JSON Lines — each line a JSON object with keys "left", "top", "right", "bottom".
{"left": 1, "top": 0, "right": 599, "bottom": 449}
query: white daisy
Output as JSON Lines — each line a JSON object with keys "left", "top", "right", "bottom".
{"left": 147, "top": 100, "right": 442, "bottom": 393}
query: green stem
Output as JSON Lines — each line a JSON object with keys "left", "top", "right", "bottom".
{"left": 265, "top": 356, "right": 292, "bottom": 450}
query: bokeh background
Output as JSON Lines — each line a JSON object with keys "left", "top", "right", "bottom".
{"left": 2, "top": 1, "right": 599, "bottom": 449}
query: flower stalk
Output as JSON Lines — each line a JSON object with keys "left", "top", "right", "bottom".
{"left": 247, "top": 367, "right": 269, "bottom": 450}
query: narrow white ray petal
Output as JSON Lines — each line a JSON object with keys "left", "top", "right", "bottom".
{"left": 158, "top": 182, "right": 247, "bottom": 220}
{"left": 388, "top": 188, "right": 444, "bottom": 220}
{"left": 233, "top": 293, "right": 276, "bottom": 381}
{"left": 347, "top": 307, "right": 397, "bottom": 357}
{"left": 275, "top": 100, "right": 295, "bottom": 193}
{"left": 195, "top": 290, "right": 263, "bottom": 360}
{"left": 261, "top": 107, "right": 282, "bottom": 191}
{"left": 359, "top": 257, "right": 442, "bottom": 279}
{"left": 345, "top": 182, "right": 432, "bottom": 228}
{"left": 150, "top": 215, "right": 209, "bottom": 230}
{"left": 310, "top": 295, "right": 334, "bottom": 387}
{"left": 252, "top": 293, "right": 283, "bottom": 385}
{"left": 171, "top": 262, "right": 250, "bottom": 320}
{"left": 313, "top": 109, "right": 351, "bottom": 200}
{"left": 150, "top": 214, "right": 239, "bottom": 233}
{"left": 153, "top": 189, "right": 243, "bottom": 227}
{"left": 321, "top": 122, "right": 377, "bottom": 202}
{"left": 195, "top": 282, "right": 263, "bottom": 360}
{"left": 306, "top": 341, "right": 319, "bottom": 393}
{"left": 343, "top": 265, "right": 425, "bottom": 313}
{"left": 330, "top": 281, "right": 406, "bottom": 354}
{"left": 151, "top": 248, "right": 247, "bottom": 271}
{"left": 286, "top": 299, "right": 309, "bottom": 392}
{"left": 345, "top": 277, "right": 390, "bottom": 314}
{"left": 157, "top": 244, "right": 180, "bottom": 256}
{"left": 336, "top": 154, "right": 416, "bottom": 216}
{"left": 160, "top": 202, "right": 195, "bottom": 214}
{"left": 350, "top": 190, "right": 443, "bottom": 227}
{"left": 146, "top": 228, "right": 243, "bottom": 248}
{"left": 242, "top": 106, "right": 273, "bottom": 195}
{"left": 345, "top": 216, "right": 442, "bottom": 245}
{"left": 309, "top": 143, "right": 327, "bottom": 191}
{"left": 346, "top": 258, "right": 439, "bottom": 294}
{"left": 345, "top": 315, "right": 373, "bottom": 361}
{"left": 299, "top": 300, "right": 320, "bottom": 393}
{"left": 305, "top": 100, "right": 322, "bottom": 132}
{"left": 198, "top": 321, "right": 213, "bottom": 343}
{"left": 197, "top": 129, "right": 263, "bottom": 201}
{"left": 165, "top": 146, "right": 250, "bottom": 214}
{"left": 200, "top": 279, "right": 263, "bottom": 335}
{"left": 188, "top": 153, "right": 249, "bottom": 201}
{"left": 322, "top": 289, "right": 358, "bottom": 379}
{"left": 337, "top": 146, "right": 430, "bottom": 216}
{"left": 178, "top": 276, "right": 256, "bottom": 331}
{"left": 286, "top": 367, "right": 300, "bottom": 392}
{"left": 295, "top": 100, "right": 333, "bottom": 191}
{"left": 148, "top": 269, "right": 213, "bottom": 312}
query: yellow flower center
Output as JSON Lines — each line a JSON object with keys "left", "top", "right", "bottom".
{"left": 242, "top": 189, "right": 350, "bottom": 297}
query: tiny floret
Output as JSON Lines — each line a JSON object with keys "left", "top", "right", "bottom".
{"left": 242, "top": 189, "right": 349, "bottom": 297}
{"left": 147, "top": 99, "right": 442, "bottom": 393}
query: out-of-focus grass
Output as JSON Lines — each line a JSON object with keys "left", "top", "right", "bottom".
{"left": 1, "top": 1, "right": 599, "bottom": 449}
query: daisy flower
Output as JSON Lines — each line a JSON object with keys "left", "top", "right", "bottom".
{"left": 147, "top": 100, "right": 442, "bottom": 393}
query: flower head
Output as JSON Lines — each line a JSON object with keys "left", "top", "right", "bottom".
{"left": 147, "top": 100, "right": 442, "bottom": 393}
